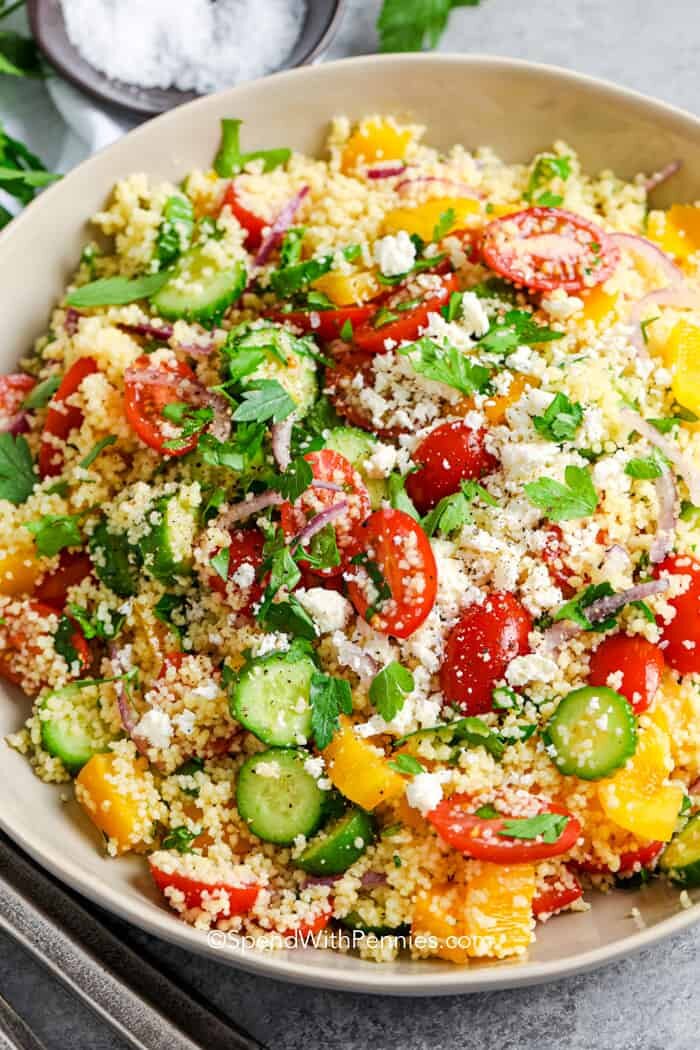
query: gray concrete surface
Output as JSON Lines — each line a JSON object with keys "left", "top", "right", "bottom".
{"left": 2, "top": 0, "right": 700, "bottom": 1046}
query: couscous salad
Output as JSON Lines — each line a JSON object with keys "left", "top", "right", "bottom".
{"left": 2, "top": 117, "right": 700, "bottom": 965}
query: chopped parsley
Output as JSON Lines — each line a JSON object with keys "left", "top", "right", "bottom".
{"left": 478, "top": 309, "right": 564, "bottom": 356}
{"left": 162, "top": 825, "right": 200, "bottom": 853}
{"left": 267, "top": 455, "right": 313, "bottom": 501}
{"left": 260, "top": 594, "right": 317, "bottom": 640}
{"left": 499, "top": 812, "right": 569, "bottom": 843}
{"left": 441, "top": 290, "right": 464, "bottom": 322}
{"left": 432, "top": 207, "right": 456, "bottom": 241}
{"left": 625, "top": 447, "right": 668, "bottom": 479}
{"left": 0, "top": 432, "right": 36, "bottom": 505}
{"left": 399, "top": 336, "right": 490, "bottom": 396}
{"left": 209, "top": 548, "right": 230, "bottom": 581}
{"left": 552, "top": 582, "right": 618, "bottom": 632}
{"left": 21, "top": 374, "right": 60, "bottom": 409}
{"left": 524, "top": 465, "right": 598, "bottom": 522}
{"left": 422, "top": 479, "right": 497, "bottom": 537}
{"left": 155, "top": 194, "right": 194, "bottom": 267}
{"left": 387, "top": 472, "right": 420, "bottom": 521}
{"left": 153, "top": 593, "right": 188, "bottom": 646}
{"left": 67, "top": 603, "right": 125, "bottom": 642}
{"left": 377, "top": 0, "right": 482, "bottom": 52}
{"left": 369, "top": 662, "right": 415, "bottom": 721}
{"left": 524, "top": 154, "right": 572, "bottom": 206}
{"left": 161, "top": 403, "right": 213, "bottom": 451}
{"left": 25, "top": 512, "right": 84, "bottom": 557}
{"left": 533, "top": 392, "right": 584, "bottom": 443}
{"left": 309, "top": 670, "right": 353, "bottom": 749}
{"left": 339, "top": 318, "right": 354, "bottom": 341}
{"left": 79, "top": 434, "right": 117, "bottom": 469}
{"left": 388, "top": 753, "right": 426, "bottom": 775}
{"left": 349, "top": 551, "right": 392, "bottom": 622}
{"left": 232, "top": 379, "right": 296, "bottom": 424}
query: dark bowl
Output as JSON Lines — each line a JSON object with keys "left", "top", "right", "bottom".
{"left": 27, "top": 0, "right": 345, "bottom": 116}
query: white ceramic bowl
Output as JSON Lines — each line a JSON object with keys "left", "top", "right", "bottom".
{"left": 2, "top": 54, "right": 699, "bottom": 995}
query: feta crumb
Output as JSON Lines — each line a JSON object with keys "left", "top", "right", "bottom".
{"left": 373, "top": 231, "right": 416, "bottom": 277}
{"left": 173, "top": 710, "right": 196, "bottom": 735}
{"left": 506, "top": 653, "right": 559, "bottom": 687}
{"left": 135, "top": 708, "right": 173, "bottom": 749}
{"left": 460, "top": 291, "right": 490, "bottom": 337}
{"left": 296, "top": 588, "right": 353, "bottom": 633}
{"left": 405, "top": 771, "right": 451, "bottom": 816}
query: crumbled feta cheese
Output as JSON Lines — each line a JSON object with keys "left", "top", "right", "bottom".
{"left": 506, "top": 653, "right": 559, "bottom": 687}
{"left": 230, "top": 562, "right": 256, "bottom": 589}
{"left": 460, "top": 291, "right": 490, "bottom": 337}
{"left": 541, "top": 291, "right": 584, "bottom": 320}
{"left": 405, "top": 771, "right": 451, "bottom": 816}
{"left": 135, "top": 708, "right": 173, "bottom": 749}
{"left": 173, "top": 710, "right": 196, "bottom": 735}
{"left": 364, "top": 442, "right": 398, "bottom": 479}
{"left": 296, "top": 588, "right": 353, "bottom": 633}
{"left": 373, "top": 231, "right": 416, "bottom": 277}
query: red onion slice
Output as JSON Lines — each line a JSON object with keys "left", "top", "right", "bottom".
{"left": 310, "top": 480, "right": 343, "bottom": 493}
{"left": 585, "top": 578, "right": 670, "bottom": 623}
{"left": 254, "top": 185, "right": 309, "bottom": 266}
{"left": 643, "top": 160, "right": 682, "bottom": 193}
{"left": 611, "top": 232, "right": 682, "bottom": 287}
{"left": 396, "top": 175, "right": 481, "bottom": 200}
{"left": 366, "top": 164, "right": 407, "bottom": 179}
{"left": 628, "top": 286, "right": 700, "bottom": 354}
{"left": 271, "top": 418, "right": 293, "bottom": 471}
{"left": 540, "top": 620, "right": 583, "bottom": 652}
{"left": 214, "top": 491, "right": 283, "bottom": 528}
{"left": 292, "top": 501, "right": 348, "bottom": 549}
{"left": 361, "top": 871, "right": 388, "bottom": 887}
{"left": 650, "top": 469, "right": 679, "bottom": 564}
{"left": 124, "top": 365, "right": 231, "bottom": 443}
{"left": 64, "top": 308, "right": 83, "bottom": 335}
{"left": 109, "top": 647, "right": 149, "bottom": 757}
{"left": 620, "top": 409, "right": 700, "bottom": 505}
{"left": 119, "top": 321, "right": 174, "bottom": 342}
{"left": 3, "top": 412, "right": 29, "bottom": 435}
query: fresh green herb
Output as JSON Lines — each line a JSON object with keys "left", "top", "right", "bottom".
{"left": 200, "top": 486, "right": 226, "bottom": 525}
{"left": 631, "top": 599, "right": 655, "bottom": 623}
{"left": 303, "top": 396, "right": 342, "bottom": 438}
{"left": 349, "top": 552, "right": 392, "bottom": 621}
{"left": 267, "top": 455, "right": 313, "bottom": 501}
{"left": 533, "top": 392, "right": 584, "bottom": 442}
{"left": 524, "top": 465, "right": 598, "bottom": 522}
{"left": 302, "top": 523, "right": 341, "bottom": 572}
{"left": 280, "top": 227, "right": 305, "bottom": 267}
{"left": 441, "top": 290, "right": 463, "bottom": 322}
{"left": 375, "top": 252, "right": 446, "bottom": 287}
{"left": 67, "top": 603, "right": 124, "bottom": 642}
{"left": 0, "top": 432, "right": 36, "bottom": 504}
{"left": 648, "top": 416, "right": 681, "bottom": 435}
{"left": 382, "top": 823, "right": 403, "bottom": 838}
{"left": 369, "top": 662, "right": 415, "bottom": 721}
{"left": 198, "top": 423, "right": 266, "bottom": 477}
{"left": 21, "top": 374, "right": 60, "bottom": 409}
{"left": 0, "top": 123, "right": 58, "bottom": 227}
{"left": 210, "top": 548, "right": 230, "bottom": 581}
{"left": 377, "top": 0, "right": 481, "bottom": 52}
{"left": 79, "top": 435, "right": 117, "bottom": 469}
{"left": 305, "top": 290, "right": 335, "bottom": 311}
{"left": 471, "top": 276, "right": 519, "bottom": 303}
{"left": 373, "top": 306, "right": 400, "bottom": 329}
{"left": 396, "top": 297, "right": 423, "bottom": 312}
{"left": 640, "top": 315, "right": 660, "bottom": 345}
{"left": 681, "top": 500, "right": 700, "bottom": 523}
{"left": 256, "top": 528, "right": 302, "bottom": 619}
{"left": 260, "top": 595, "right": 318, "bottom": 640}
{"left": 479, "top": 308, "right": 564, "bottom": 356}
{"left": 499, "top": 812, "right": 569, "bottom": 843}
{"left": 524, "top": 154, "right": 572, "bottom": 205}
{"left": 213, "top": 118, "right": 291, "bottom": 178}
{"left": 232, "top": 379, "right": 296, "bottom": 424}
{"left": 162, "top": 826, "right": 200, "bottom": 853}
{"left": 153, "top": 593, "right": 188, "bottom": 646}
{"left": 269, "top": 256, "right": 333, "bottom": 298}
{"left": 625, "top": 447, "right": 668, "bottom": 479}
{"left": 399, "top": 336, "right": 490, "bottom": 396}
{"left": 161, "top": 403, "right": 214, "bottom": 451}
{"left": 498, "top": 723, "right": 538, "bottom": 744}
{"left": 388, "top": 753, "right": 426, "bottom": 775}
{"left": 80, "top": 243, "right": 99, "bottom": 277}
{"left": 309, "top": 670, "right": 353, "bottom": 749}
{"left": 422, "top": 479, "right": 497, "bottom": 537}
{"left": 534, "top": 191, "right": 564, "bottom": 208}
{"left": 54, "top": 615, "right": 79, "bottom": 667}
{"left": 491, "top": 685, "right": 522, "bottom": 712}
{"left": 156, "top": 194, "right": 194, "bottom": 267}
{"left": 339, "top": 319, "right": 354, "bottom": 342}
{"left": 432, "top": 207, "right": 456, "bottom": 242}
{"left": 553, "top": 582, "right": 617, "bottom": 632}
{"left": 474, "top": 804, "right": 500, "bottom": 819}
{"left": 387, "top": 472, "right": 420, "bottom": 521}
{"left": 0, "top": 165, "right": 58, "bottom": 189}
{"left": 65, "top": 272, "right": 170, "bottom": 308}
{"left": 25, "top": 512, "right": 83, "bottom": 557}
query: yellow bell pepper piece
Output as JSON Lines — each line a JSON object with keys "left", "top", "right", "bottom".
{"left": 341, "top": 119, "right": 412, "bottom": 174}
{"left": 382, "top": 197, "right": 480, "bottom": 242}
{"left": 412, "top": 882, "right": 471, "bottom": 965}
{"left": 648, "top": 205, "right": 700, "bottom": 261}
{"left": 75, "top": 752, "right": 152, "bottom": 853}
{"left": 580, "top": 286, "right": 619, "bottom": 325}
{"left": 664, "top": 320, "right": 700, "bottom": 418}
{"left": 312, "top": 271, "right": 379, "bottom": 306}
{"left": 598, "top": 723, "right": 684, "bottom": 842}
{"left": 487, "top": 203, "right": 521, "bottom": 219}
{"left": 464, "top": 862, "right": 536, "bottom": 958}
{"left": 0, "top": 549, "right": 43, "bottom": 597}
{"left": 323, "top": 717, "right": 405, "bottom": 810}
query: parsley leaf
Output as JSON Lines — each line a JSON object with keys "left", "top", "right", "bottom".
{"left": 479, "top": 309, "right": 564, "bottom": 356}
{"left": 21, "top": 374, "right": 60, "bottom": 409}
{"left": 54, "top": 615, "right": 79, "bottom": 667}
{"left": 377, "top": 0, "right": 481, "bottom": 52}
{"left": 280, "top": 227, "right": 305, "bottom": 267}
{"left": 269, "top": 256, "right": 333, "bottom": 298}
{"left": 267, "top": 455, "right": 313, "bottom": 501}
{"left": 369, "top": 662, "right": 415, "bottom": 721}
{"left": 156, "top": 194, "right": 194, "bottom": 267}
{"left": 0, "top": 432, "right": 36, "bottom": 504}
{"left": 499, "top": 812, "right": 569, "bottom": 843}
{"left": 25, "top": 512, "right": 84, "bottom": 557}
{"left": 432, "top": 207, "right": 456, "bottom": 242}
{"left": 79, "top": 434, "right": 117, "bottom": 469}
{"left": 232, "top": 379, "right": 296, "bottom": 424}
{"left": 524, "top": 465, "right": 598, "bottom": 522}
{"left": 153, "top": 593, "right": 188, "bottom": 646}
{"left": 350, "top": 552, "right": 392, "bottom": 622}
{"left": 209, "top": 548, "right": 230, "bottom": 581}
{"left": 65, "top": 272, "right": 170, "bottom": 308}
{"left": 388, "top": 753, "right": 426, "bottom": 775}
{"left": 162, "top": 403, "right": 214, "bottom": 451}
{"left": 524, "top": 154, "right": 572, "bottom": 205}
{"left": 387, "top": 472, "right": 420, "bottom": 521}
{"left": 399, "top": 336, "right": 490, "bottom": 396}
{"left": 553, "top": 582, "right": 617, "bottom": 632}
{"left": 533, "top": 392, "right": 584, "bottom": 442}
{"left": 474, "top": 803, "right": 501, "bottom": 819}
{"left": 625, "top": 447, "right": 668, "bottom": 479}
{"left": 422, "top": 479, "right": 497, "bottom": 537}
{"left": 310, "top": 670, "right": 353, "bottom": 749}
{"left": 214, "top": 118, "right": 290, "bottom": 177}
{"left": 198, "top": 424, "right": 265, "bottom": 475}
{"left": 441, "top": 290, "right": 464, "bottom": 322}
{"left": 162, "top": 825, "right": 199, "bottom": 853}
{"left": 301, "top": 523, "right": 341, "bottom": 572}
{"left": 260, "top": 595, "right": 317, "bottom": 640}
{"left": 67, "top": 603, "right": 125, "bottom": 641}
{"left": 339, "top": 318, "right": 354, "bottom": 342}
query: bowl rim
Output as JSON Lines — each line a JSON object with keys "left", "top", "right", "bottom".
{"left": 2, "top": 51, "right": 700, "bottom": 994}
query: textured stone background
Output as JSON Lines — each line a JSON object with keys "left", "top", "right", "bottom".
{"left": 2, "top": 0, "right": 700, "bottom": 1046}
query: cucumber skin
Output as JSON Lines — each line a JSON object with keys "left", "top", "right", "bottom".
{"left": 151, "top": 252, "right": 246, "bottom": 325}
{"left": 325, "top": 427, "right": 386, "bottom": 510}
{"left": 40, "top": 689, "right": 108, "bottom": 774}
{"left": 232, "top": 652, "right": 315, "bottom": 747}
{"left": 661, "top": 813, "right": 700, "bottom": 887}
{"left": 89, "top": 520, "right": 141, "bottom": 598}
{"left": 543, "top": 686, "right": 637, "bottom": 781}
{"left": 340, "top": 912, "right": 410, "bottom": 937}
{"left": 297, "top": 807, "right": 376, "bottom": 875}
{"left": 236, "top": 748, "right": 324, "bottom": 845}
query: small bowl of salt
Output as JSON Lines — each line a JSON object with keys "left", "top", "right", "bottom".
{"left": 27, "top": 0, "right": 344, "bottom": 115}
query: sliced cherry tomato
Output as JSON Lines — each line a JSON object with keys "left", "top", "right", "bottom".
{"left": 541, "top": 525, "right": 576, "bottom": 597}
{"left": 34, "top": 550, "right": 93, "bottom": 609}
{"left": 588, "top": 634, "right": 665, "bottom": 714}
{"left": 279, "top": 906, "right": 333, "bottom": 939}
{"left": 280, "top": 449, "right": 371, "bottom": 577}
{"left": 158, "top": 651, "right": 185, "bottom": 678}
{"left": 428, "top": 796, "right": 581, "bottom": 862}
{"left": 654, "top": 554, "right": 700, "bottom": 674}
{"left": 0, "top": 373, "right": 35, "bottom": 431}
{"left": 405, "top": 420, "right": 499, "bottom": 514}
{"left": 220, "top": 182, "right": 266, "bottom": 250}
{"left": 440, "top": 592, "right": 532, "bottom": 715}
{"left": 124, "top": 355, "right": 200, "bottom": 457}
{"left": 39, "top": 357, "right": 98, "bottom": 477}
{"left": 324, "top": 350, "right": 402, "bottom": 440}
{"left": 150, "top": 862, "right": 260, "bottom": 914}
{"left": 208, "top": 528, "right": 266, "bottom": 611}
{"left": 0, "top": 600, "right": 89, "bottom": 690}
{"left": 345, "top": 508, "right": 437, "bottom": 638}
{"left": 576, "top": 841, "right": 663, "bottom": 876}
{"left": 532, "top": 874, "right": 583, "bottom": 917}
{"left": 479, "top": 207, "right": 620, "bottom": 293}
{"left": 354, "top": 273, "right": 459, "bottom": 354}
{"left": 269, "top": 305, "right": 375, "bottom": 343}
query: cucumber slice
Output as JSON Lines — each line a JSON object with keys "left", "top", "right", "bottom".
{"left": 40, "top": 686, "right": 111, "bottom": 773}
{"left": 395, "top": 717, "right": 505, "bottom": 762}
{"left": 340, "top": 912, "right": 410, "bottom": 937}
{"left": 543, "top": 685, "right": 637, "bottom": 780}
{"left": 325, "top": 426, "right": 386, "bottom": 510}
{"left": 89, "top": 519, "right": 141, "bottom": 597}
{"left": 660, "top": 812, "right": 700, "bottom": 886}
{"left": 236, "top": 748, "right": 324, "bottom": 844}
{"left": 296, "top": 807, "right": 376, "bottom": 875}
{"left": 239, "top": 325, "right": 318, "bottom": 418}
{"left": 151, "top": 246, "right": 246, "bottom": 324}
{"left": 231, "top": 651, "right": 315, "bottom": 746}
{"left": 138, "top": 489, "right": 198, "bottom": 584}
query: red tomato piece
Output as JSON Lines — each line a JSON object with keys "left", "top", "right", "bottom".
{"left": 532, "top": 874, "right": 583, "bottom": 917}
{"left": 576, "top": 841, "right": 663, "bottom": 876}
{"left": 281, "top": 449, "right": 371, "bottom": 577}
{"left": 428, "top": 796, "right": 581, "bottom": 862}
{"left": 208, "top": 528, "right": 266, "bottom": 612}
{"left": 39, "top": 357, "right": 99, "bottom": 477}
{"left": 34, "top": 550, "right": 93, "bottom": 609}
{"left": 0, "top": 600, "right": 89, "bottom": 690}
{"left": 345, "top": 508, "right": 437, "bottom": 638}
{"left": 588, "top": 634, "right": 665, "bottom": 714}
{"left": 124, "top": 355, "right": 200, "bottom": 457}
{"left": 220, "top": 182, "right": 267, "bottom": 251}
{"left": 440, "top": 592, "right": 532, "bottom": 715}
{"left": 150, "top": 862, "right": 260, "bottom": 914}
{"left": 541, "top": 525, "right": 576, "bottom": 597}
{"left": 324, "top": 350, "right": 402, "bottom": 440}
{"left": 0, "top": 373, "right": 35, "bottom": 431}
{"left": 268, "top": 305, "right": 375, "bottom": 343}
{"left": 479, "top": 207, "right": 620, "bottom": 293}
{"left": 158, "top": 651, "right": 185, "bottom": 678}
{"left": 405, "top": 420, "right": 499, "bottom": 514}
{"left": 279, "top": 906, "right": 333, "bottom": 939}
{"left": 654, "top": 554, "right": 700, "bottom": 674}
{"left": 354, "top": 273, "right": 460, "bottom": 354}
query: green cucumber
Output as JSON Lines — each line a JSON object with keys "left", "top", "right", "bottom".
{"left": 138, "top": 489, "right": 198, "bottom": 584}
{"left": 543, "top": 685, "right": 637, "bottom": 780}
{"left": 231, "top": 651, "right": 315, "bottom": 746}
{"left": 40, "top": 685, "right": 111, "bottom": 773}
{"left": 151, "top": 246, "right": 246, "bottom": 324}
{"left": 296, "top": 807, "right": 376, "bottom": 875}
{"left": 236, "top": 748, "right": 324, "bottom": 844}
{"left": 395, "top": 717, "right": 505, "bottom": 762}
{"left": 325, "top": 426, "right": 386, "bottom": 510}
{"left": 660, "top": 812, "right": 700, "bottom": 886}
{"left": 243, "top": 329, "right": 318, "bottom": 417}
{"left": 89, "top": 520, "right": 141, "bottom": 597}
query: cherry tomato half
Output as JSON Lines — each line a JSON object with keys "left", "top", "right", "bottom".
{"left": 281, "top": 449, "right": 371, "bottom": 577}
{"left": 208, "top": 528, "right": 266, "bottom": 613}
{"left": 354, "top": 273, "right": 460, "bottom": 354}
{"left": 654, "top": 554, "right": 700, "bottom": 674}
{"left": 279, "top": 906, "right": 333, "bottom": 939}
{"left": 588, "top": 633, "right": 665, "bottom": 714}
{"left": 428, "top": 796, "right": 582, "bottom": 862}
{"left": 532, "top": 874, "right": 583, "bottom": 917}
{"left": 576, "top": 841, "right": 664, "bottom": 876}
{"left": 220, "top": 182, "right": 266, "bottom": 251}
{"left": 34, "top": 550, "right": 94, "bottom": 609}
{"left": 440, "top": 592, "right": 532, "bottom": 715}
{"left": 541, "top": 525, "right": 576, "bottom": 597}
{"left": 149, "top": 861, "right": 260, "bottom": 914}
{"left": 39, "top": 356, "right": 98, "bottom": 477}
{"left": 124, "top": 355, "right": 200, "bottom": 457}
{"left": 479, "top": 207, "right": 620, "bottom": 293}
{"left": 324, "top": 350, "right": 403, "bottom": 440}
{"left": 0, "top": 373, "right": 35, "bottom": 431}
{"left": 0, "top": 600, "right": 89, "bottom": 691}
{"left": 269, "top": 305, "right": 375, "bottom": 343}
{"left": 345, "top": 508, "right": 437, "bottom": 638}
{"left": 405, "top": 420, "right": 499, "bottom": 514}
